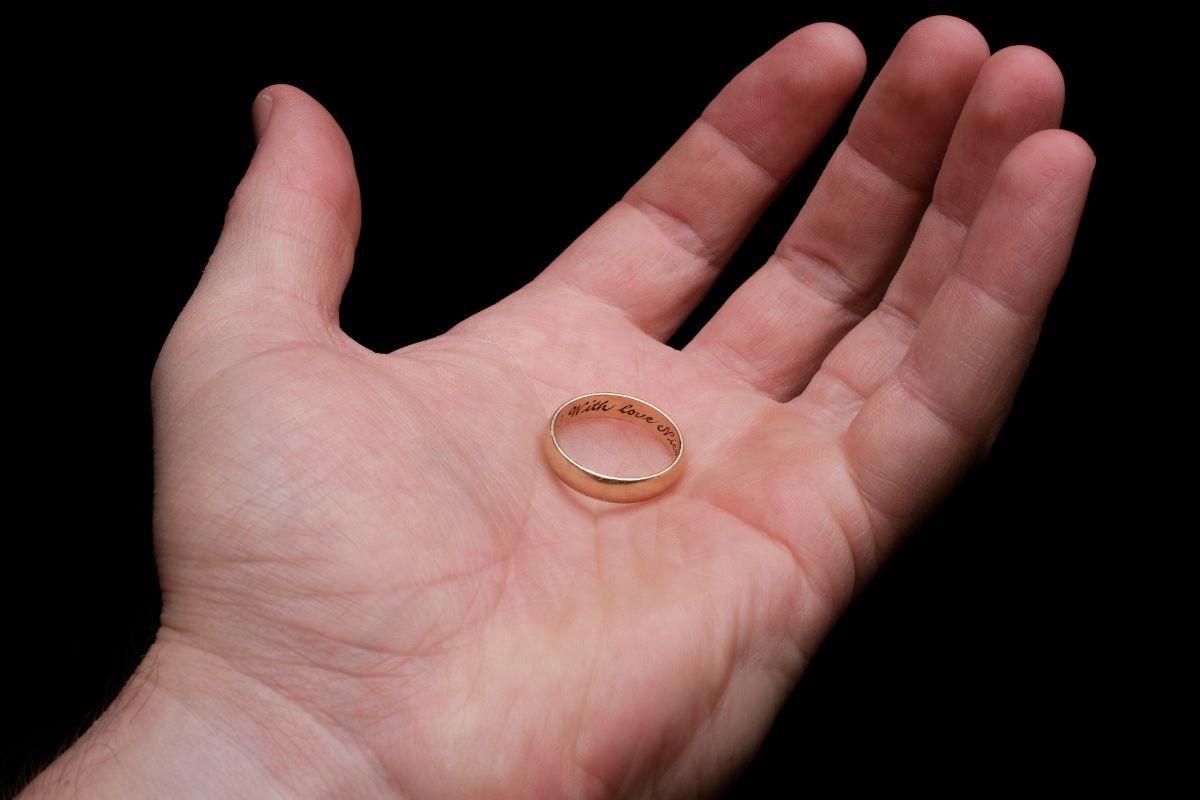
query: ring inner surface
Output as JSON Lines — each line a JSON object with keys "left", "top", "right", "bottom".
{"left": 553, "top": 395, "right": 682, "bottom": 477}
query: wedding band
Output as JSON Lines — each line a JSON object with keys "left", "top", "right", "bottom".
{"left": 544, "top": 392, "right": 685, "bottom": 503}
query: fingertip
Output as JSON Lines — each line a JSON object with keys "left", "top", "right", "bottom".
{"left": 196, "top": 82, "right": 363, "bottom": 332}
{"left": 242, "top": 83, "right": 361, "bottom": 232}
{"left": 898, "top": 16, "right": 991, "bottom": 81}
{"left": 1045, "top": 128, "right": 1096, "bottom": 168}
{"left": 845, "top": 15, "right": 990, "bottom": 190}
{"left": 872, "top": 15, "right": 991, "bottom": 121}
{"left": 760, "top": 22, "right": 867, "bottom": 106}
{"left": 958, "top": 47, "right": 1067, "bottom": 149}
{"left": 988, "top": 45, "right": 1066, "bottom": 108}
{"left": 989, "top": 45, "right": 1065, "bottom": 92}
{"left": 251, "top": 83, "right": 353, "bottom": 152}
{"left": 977, "top": 128, "right": 1095, "bottom": 301}
{"left": 251, "top": 84, "right": 306, "bottom": 143}
{"left": 892, "top": 16, "right": 993, "bottom": 103}
{"left": 1003, "top": 128, "right": 1097, "bottom": 189}
{"left": 789, "top": 22, "right": 868, "bottom": 83}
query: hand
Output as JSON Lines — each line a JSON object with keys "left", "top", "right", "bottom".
{"left": 23, "top": 17, "right": 1092, "bottom": 799}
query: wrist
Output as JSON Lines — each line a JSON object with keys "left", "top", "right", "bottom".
{"left": 19, "top": 635, "right": 395, "bottom": 799}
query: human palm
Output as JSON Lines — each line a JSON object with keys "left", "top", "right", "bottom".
{"left": 145, "top": 18, "right": 1091, "bottom": 799}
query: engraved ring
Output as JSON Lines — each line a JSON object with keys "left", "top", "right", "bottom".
{"left": 544, "top": 392, "right": 685, "bottom": 503}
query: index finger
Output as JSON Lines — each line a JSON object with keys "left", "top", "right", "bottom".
{"left": 533, "top": 23, "right": 866, "bottom": 340}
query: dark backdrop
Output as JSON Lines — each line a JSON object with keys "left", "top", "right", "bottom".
{"left": 7, "top": 6, "right": 1156, "bottom": 796}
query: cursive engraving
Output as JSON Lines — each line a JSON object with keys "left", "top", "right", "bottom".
{"left": 662, "top": 429, "right": 680, "bottom": 456}
{"left": 567, "top": 398, "right": 614, "bottom": 418}
{"left": 560, "top": 395, "right": 681, "bottom": 458}
{"left": 617, "top": 403, "right": 655, "bottom": 423}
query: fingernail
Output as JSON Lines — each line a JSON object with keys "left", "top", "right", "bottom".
{"left": 252, "top": 93, "right": 273, "bottom": 142}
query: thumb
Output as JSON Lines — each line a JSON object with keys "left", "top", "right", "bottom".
{"left": 195, "top": 84, "right": 362, "bottom": 336}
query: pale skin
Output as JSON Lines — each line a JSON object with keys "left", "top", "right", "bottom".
{"left": 22, "top": 17, "right": 1093, "bottom": 800}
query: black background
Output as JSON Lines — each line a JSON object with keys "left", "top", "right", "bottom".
{"left": 7, "top": 6, "right": 1159, "bottom": 796}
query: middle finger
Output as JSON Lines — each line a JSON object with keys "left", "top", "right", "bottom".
{"left": 685, "top": 17, "right": 989, "bottom": 399}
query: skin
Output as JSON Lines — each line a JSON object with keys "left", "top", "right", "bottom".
{"left": 21, "top": 17, "right": 1093, "bottom": 800}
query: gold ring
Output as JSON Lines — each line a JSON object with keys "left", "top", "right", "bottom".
{"left": 544, "top": 392, "right": 685, "bottom": 503}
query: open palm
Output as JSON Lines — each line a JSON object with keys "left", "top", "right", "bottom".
{"left": 147, "top": 18, "right": 1092, "bottom": 799}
